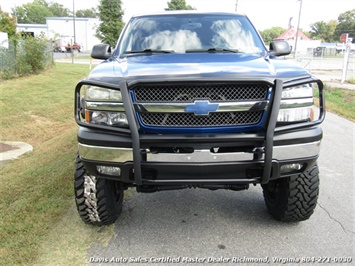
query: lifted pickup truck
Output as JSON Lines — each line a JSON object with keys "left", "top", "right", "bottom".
{"left": 74, "top": 11, "right": 325, "bottom": 225}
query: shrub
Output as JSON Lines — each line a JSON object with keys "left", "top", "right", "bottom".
{"left": 0, "top": 36, "right": 53, "bottom": 79}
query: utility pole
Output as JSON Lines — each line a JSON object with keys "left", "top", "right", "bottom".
{"left": 293, "top": 0, "right": 302, "bottom": 58}
{"left": 13, "top": 4, "right": 18, "bottom": 25}
{"left": 72, "top": 0, "right": 76, "bottom": 63}
{"left": 73, "top": 0, "right": 76, "bottom": 44}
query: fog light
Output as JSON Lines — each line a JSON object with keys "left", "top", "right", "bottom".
{"left": 280, "top": 163, "right": 303, "bottom": 174}
{"left": 97, "top": 166, "right": 121, "bottom": 176}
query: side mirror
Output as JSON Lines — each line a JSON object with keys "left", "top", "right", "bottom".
{"left": 91, "top": 44, "right": 112, "bottom": 60}
{"left": 269, "top": 41, "right": 292, "bottom": 56}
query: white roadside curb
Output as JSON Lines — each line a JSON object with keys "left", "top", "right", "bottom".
{"left": 0, "top": 141, "right": 33, "bottom": 166}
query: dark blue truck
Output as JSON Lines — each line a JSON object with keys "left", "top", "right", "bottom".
{"left": 74, "top": 11, "right": 325, "bottom": 225}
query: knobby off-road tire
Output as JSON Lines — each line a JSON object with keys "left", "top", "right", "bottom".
{"left": 262, "top": 163, "right": 319, "bottom": 222}
{"left": 74, "top": 156, "right": 124, "bottom": 225}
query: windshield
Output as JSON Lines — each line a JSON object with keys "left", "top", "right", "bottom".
{"left": 117, "top": 13, "right": 265, "bottom": 56}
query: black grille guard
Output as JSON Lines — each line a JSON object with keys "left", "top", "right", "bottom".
{"left": 75, "top": 78, "right": 325, "bottom": 185}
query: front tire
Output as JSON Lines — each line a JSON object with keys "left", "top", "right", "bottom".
{"left": 262, "top": 163, "right": 319, "bottom": 222}
{"left": 74, "top": 156, "right": 124, "bottom": 225}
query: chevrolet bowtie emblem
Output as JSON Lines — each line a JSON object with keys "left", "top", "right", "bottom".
{"left": 185, "top": 100, "right": 219, "bottom": 115}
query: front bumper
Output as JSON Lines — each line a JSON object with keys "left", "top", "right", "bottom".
{"left": 78, "top": 125, "right": 322, "bottom": 185}
{"left": 79, "top": 140, "right": 321, "bottom": 163}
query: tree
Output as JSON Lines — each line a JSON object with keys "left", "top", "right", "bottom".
{"left": 96, "top": 0, "right": 124, "bottom": 47}
{"left": 48, "top": 2, "right": 71, "bottom": 17}
{"left": 76, "top": 8, "right": 97, "bottom": 18}
{"left": 309, "top": 20, "right": 338, "bottom": 42}
{"left": 13, "top": 0, "right": 52, "bottom": 24}
{"left": 167, "top": 0, "right": 195, "bottom": 10}
{"left": 12, "top": 0, "right": 71, "bottom": 24}
{"left": 0, "top": 7, "right": 17, "bottom": 37}
{"left": 335, "top": 9, "right": 355, "bottom": 42}
{"left": 260, "top": 27, "right": 286, "bottom": 46}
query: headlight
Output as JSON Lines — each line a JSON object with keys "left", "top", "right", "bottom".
{"left": 84, "top": 86, "right": 122, "bottom": 101}
{"left": 86, "top": 111, "right": 129, "bottom": 128}
{"left": 281, "top": 84, "right": 313, "bottom": 98}
{"left": 277, "top": 83, "right": 314, "bottom": 123}
{"left": 80, "top": 85, "right": 129, "bottom": 129}
{"left": 277, "top": 107, "right": 314, "bottom": 122}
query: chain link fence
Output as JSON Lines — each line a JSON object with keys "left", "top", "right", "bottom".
{"left": 287, "top": 48, "right": 355, "bottom": 82}
{"left": 0, "top": 37, "right": 54, "bottom": 79}
{"left": 294, "top": 50, "right": 355, "bottom": 72}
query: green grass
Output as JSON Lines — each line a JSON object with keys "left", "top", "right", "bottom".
{"left": 0, "top": 63, "right": 115, "bottom": 265}
{"left": 316, "top": 85, "right": 355, "bottom": 122}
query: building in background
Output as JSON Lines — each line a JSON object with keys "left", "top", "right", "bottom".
{"left": 17, "top": 17, "right": 101, "bottom": 52}
{"left": 274, "top": 27, "right": 321, "bottom": 55}
{"left": 0, "top": 32, "right": 9, "bottom": 48}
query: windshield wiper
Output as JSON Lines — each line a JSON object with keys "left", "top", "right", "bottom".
{"left": 186, "top": 48, "right": 239, "bottom": 53}
{"left": 125, "top": 49, "right": 174, "bottom": 54}
{"left": 207, "top": 47, "right": 239, "bottom": 53}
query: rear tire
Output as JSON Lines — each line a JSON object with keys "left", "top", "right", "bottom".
{"left": 262, "top": 163, "right": 319, "bottom": 222}
{"left": 74, "top": 156, "right": 124, "bottom": 225}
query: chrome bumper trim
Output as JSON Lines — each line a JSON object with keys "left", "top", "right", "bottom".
{"left": 78, "top": 143, "right": 133, "bottom": 162}
{"left": 147, "top": 141, "right": 320, "bottom": 162}
{"left": 273, "top": 141, "right": 320, "bottom": 160}
{"left": 78, "top": 141, "right": 320, "bottom": 163}
{"left": 147, "top": 149, "right": 253, "bottom": 162}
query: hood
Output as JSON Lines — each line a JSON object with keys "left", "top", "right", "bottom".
{"left": 87, "top": 53, "right": 311, "bottom": 83}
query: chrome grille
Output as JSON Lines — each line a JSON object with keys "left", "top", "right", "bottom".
{"left": 134, "top": 83, "right": 269, "bottom": 102}
{"left": 140, "top": 111, "right": 263, "bottom": 127}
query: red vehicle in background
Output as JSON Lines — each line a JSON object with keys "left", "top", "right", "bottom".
{"left": 66, "top": 42, "right": 81, "bottom": 52}
{"left": 53, "top": 38, "right": 81, "bottom": 53}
